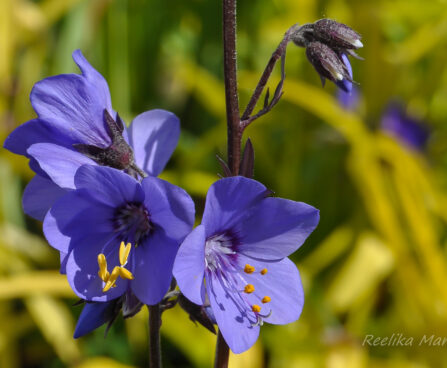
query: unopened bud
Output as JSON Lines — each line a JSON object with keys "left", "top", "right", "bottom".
{"left": 291, "top": 23, "right": 314, "bottom": 48}
{"left": 306, "top": 42, "right": 351, "bottom": 87}
{"left": 314, "top": 19, "right": 362, "bottom": 50}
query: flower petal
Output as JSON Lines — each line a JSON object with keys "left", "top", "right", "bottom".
{"left": 173, "top": 225, "right": 206, "bottom": 305}
{"left": 128, "top": 110, "right": 180, "bottom": 177}
{"left": 336, "top": 54, "right": 352, "bottom": 93}
{"left": 22, "top": 175, "right": 67, "bottom": 221}
{"left": 141, "top": 176, "right": 195, "bottom": 243}
{"left": 206, "top": 271, "right": 260, "bottom": 354}
{"left": 30, "top": 50, "right": 112, "bottom": 147}
{"left": 237, "top": 197, "right": 319, "bottom": 260}
{"left": 43, "top": 189, "right": 114, "bottom": 254}
{"left": 131, "top": 231, "right": 179, "bottom": 305}
{"left": 74, "top": 165, "right": 144, "bottom": 207}
{"left": 66, "top": 236, "right": 128, "bottom": 301}
{"left": 27, "top": 143, "right": 96, "bottom": 189}
{"left": 3, "top": 118, "right": 73, "bottom": 157}
{"left": 202, "top": 177, "right": 268, "bottom": 238}
{"left": 74, "top": 301, "right": 117, "bottom": 338}
{"left": 236, "top": 256, "right": 304, "bottom": 325}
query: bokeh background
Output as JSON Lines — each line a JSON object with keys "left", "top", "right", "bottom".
{"left": 2, "top": 0, "right": 447, "bottom": 367}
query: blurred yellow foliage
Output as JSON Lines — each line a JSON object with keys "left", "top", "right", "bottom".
{"left": 2, "top": 0, "right": 447, "bottom": 367}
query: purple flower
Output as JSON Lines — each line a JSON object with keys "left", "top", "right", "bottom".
{"left": 381, "top": 103, "right": 430, "bottom": 151}
{"left": 173, "top": 177, "right": 319, "bottom": 353}
{"left": 3, "top": 50, "right": 180, "bottom": 221}
{"left": 74, "top": 300, "right": 119, "bottom": 338}
{"left": 335, "top": 53, "right": 353, "bottom": 94}
{"left": 44, "top": 164, "right": 194, "bottom": 305}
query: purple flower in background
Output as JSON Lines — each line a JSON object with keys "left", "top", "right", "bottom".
{"left": 173, "top": 177, "right": 319, "bottom": 353}
{"left": 44, "top": 165, "right": 194, "bottom": 305}
{"left": 381, "top": 103, "right": 430, "bottom": 151}
{"left": 3, "top": 50, "right": 180, "bottom": 221}
{"left": 337, "top": 84, "right": 359, "bottom": 110}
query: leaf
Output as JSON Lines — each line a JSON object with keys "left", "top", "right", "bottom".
{"left": 239, "top": 138, "right": 255, "bottom": 178}
{"left": 0, "top": 271, "right": 73, "bottom": 299}
{"left": 216, "top": 154, "right": 232, "bottom": 177}
{"left": 25, "top": 295, "right": 80, "bottom": 364}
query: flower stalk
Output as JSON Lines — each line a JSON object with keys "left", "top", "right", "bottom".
{"left": 214, "top": 331, "right": 230, "bottom": 368}
{"left": 223, "top": 0, "right": 241, "bottom": 175}
{"left": 148, "top": 304, "right": 162, "bottom": 368}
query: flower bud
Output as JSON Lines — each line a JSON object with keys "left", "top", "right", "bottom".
{"left": 291, "top": 23, "right": 315, "bottom": 48}
{"left": 306, "top": 41, "right": 352, "bottom": 90}
{"left": 314, "top": 19, "right": 363, "bottom": 50}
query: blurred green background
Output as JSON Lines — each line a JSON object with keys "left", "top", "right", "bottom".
{"left": 2, "top": 0, "right": 447, "bottom": 367}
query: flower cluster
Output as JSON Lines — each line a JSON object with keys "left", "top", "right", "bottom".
{"left": 4, "top": 50, "right": 320, "bottom": 353}
{"left": 292, "top": 18, "right": 363, "bottom": 93}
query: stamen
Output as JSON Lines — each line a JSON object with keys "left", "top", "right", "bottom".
{"left": 244, "top": 284, "right": 255, "bottom": 294}
{"left": 97, "top": 243, "right": 135, "bottom": 293}
{"left": 103, "top": 267, "right": 120, "bottom": 292}
{"left": 260, "top": 268, "right": 268, "bottom": 275}
{"left": 97, "top": 254, "right": 109, "bottom": 281}
{"left": 119, "top": 241, "right": 132, "bottom": 266}
{"left": 252, "top": 304, "right": 261, "bottom": 313}
{"left": 262, "top": 296, "right": 271, "bottom": 303}
{"left": 119, "top": 267, "right": 134, "bottom": 280}
{"left": 244, "top": 264, "right": 255, "bottom": 274}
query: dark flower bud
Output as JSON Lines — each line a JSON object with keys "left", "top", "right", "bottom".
{"left": 291, "top": 23, "right": 315, "bottom": 48}
{"left": 314, "top": 19, "right": 363, "bottom": 50}
{"left": 306, "top": 41, "right": 352, "bottom": 90}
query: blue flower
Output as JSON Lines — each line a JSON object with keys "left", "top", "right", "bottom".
{"left": 335, "top": 53, "right": 353, "bottom": 94}
{"left": 4, "top": 50, "right": 180, "bottom": 220}
{"left": 381, "top": 103, "right": 430, "bottom": 151}
{"left": 173, "top": 177, "right": 319, "bottom": 353}
{"left": 44, "top": 165, "right": 194, "bottom": 305}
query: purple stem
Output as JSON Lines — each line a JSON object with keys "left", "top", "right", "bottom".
{"left": 241, "top": 25, "right": 297, "bottom": 123}
{"left": 223, "top": 0, "right": 241, "bottom": 175}
{"left": 214, "top": 330, "right": 230, "bottom": 368}
{"left": 148, "top": 304, "right": 161, "bottom": 368}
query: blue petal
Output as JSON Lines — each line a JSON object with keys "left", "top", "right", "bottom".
{"left": 23, "top": 175, "right": 67, "bottom": 221}
{"left": 30, "top": 50, "right": 113, "bottom": 147}
{"left": 131, "top": 230, "right": 179, "bottom": 305}
{"left": 235, "top": 256, "right": 304, "bottom": 325}
{"left": 27, "top": 143, "right": 96, "bottom": 189}
{"left": 43, "top": 188, "right": 114, "bottom": 254}
{"left": 141, "top": 176, "right": 195, "bottom": 243}
{"left": 128, "top": 110, "right": 180, "bottom": 177}
{"left": 74, "top": 301, "right": 116, "bottom": 338}
{"left": 3, "top": 118, "right": 73, "bottom": 157}
{"left": 237, "top": 197, "right": 319, "bottom": 260}
{"left": 74, "top": 165, "right": 144, "bottom": 207}
{"left": 206, "top": 270, "right": 260, "bottom": 354}
{"left": 201, "top": 177, "right": 268, "bottom": 238}
{"left": 335, "top": 54, "right": 352, "bottom": 93}
{"left": 173, "top": 225, "right": 206, "bottom": 305}
{"left": 66, "top": 235, "right": 128, "bottom": 302}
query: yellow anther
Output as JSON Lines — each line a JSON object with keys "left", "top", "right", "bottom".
{"left": 252, "top": 304, "right": 261, "bottom": 313}
{"left": 98, "top": 244, "right": 134, "bottom": 293}
{"left": 260, "top": 268, "right": 268, "bottom": 275}
{"left": 97, "top": 254, "right": 109, "bottom": 281}
{"left": 244, "top": 284, "right": 255, "bottom": 294}
{"left": 119, "top": 241, "right": 132, "bottom": 266}
{"left": 244, "top": 264, "right": 255, "bottom": 274}
{"left": 119, "top": 267, "right": 134, "bottom": 280}
{"left": 103, "top": 267, "right": 120, "bottom": 292}
{"left": 262, "top": 296, "right": 271, "bottom": 304}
